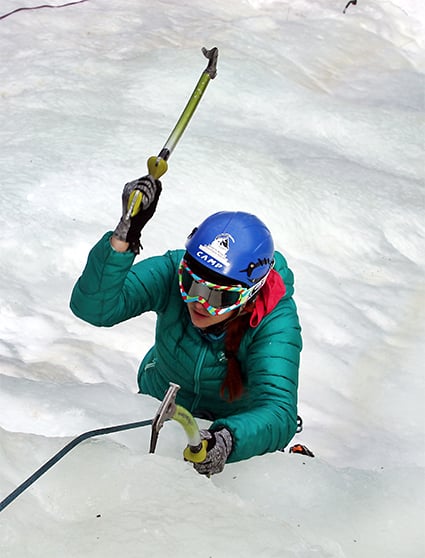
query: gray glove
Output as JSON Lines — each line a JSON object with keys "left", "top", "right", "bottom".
{"left": 113, "top": 175, "right": 162, "bottom": 253}
{"left": 192, "top": 428, "right": 233, "bottom": 476}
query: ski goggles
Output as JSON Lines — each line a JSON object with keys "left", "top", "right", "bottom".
{"left": 178, "top": 258, "right": 257, "bottom": 316}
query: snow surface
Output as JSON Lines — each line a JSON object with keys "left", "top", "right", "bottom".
{"left": 0, "top": 0, "right": 424, "bottom": 556}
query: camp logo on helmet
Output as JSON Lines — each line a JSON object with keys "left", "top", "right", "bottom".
{"left": 185, "top": 212, "right": 275, "bottom": 286}
{"left": 197, "top": 233, "right": 235, "bottom": 269}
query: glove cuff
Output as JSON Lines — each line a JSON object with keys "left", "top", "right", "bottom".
{"left": 112, "top": 218, "right": 130, "bottom": 243}
{"left": 214, "top": 427, "right": 233, "bottom": 459}
{"left": 113, "top": 218, "right": 143, "bottom": 254}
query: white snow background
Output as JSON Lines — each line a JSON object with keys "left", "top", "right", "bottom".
{"left": 0, "top": 0, "right": 424, "bottom": 557}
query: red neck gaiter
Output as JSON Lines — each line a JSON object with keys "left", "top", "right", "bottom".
{"left": 249, "top": 270, "right": 286, "bottom": 327}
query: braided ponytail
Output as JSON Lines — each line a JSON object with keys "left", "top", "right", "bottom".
{"left": 220, "top": 303, "right": 255, "bottom": 402}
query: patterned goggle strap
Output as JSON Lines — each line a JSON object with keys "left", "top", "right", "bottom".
{"left": 178, "top": 258, "right": 256, "bottom": 316}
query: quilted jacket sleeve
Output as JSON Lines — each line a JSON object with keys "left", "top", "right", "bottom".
{"left": 70, "top": 232, "right": 179, "bottom": 326}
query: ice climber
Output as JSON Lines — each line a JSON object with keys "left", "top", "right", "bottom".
{"left": 70, "top": 175, "right": 302, "bottom": 475}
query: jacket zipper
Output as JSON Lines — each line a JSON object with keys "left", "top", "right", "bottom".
{"left": 191, "top": 344, "right": 207, "bottom": 413}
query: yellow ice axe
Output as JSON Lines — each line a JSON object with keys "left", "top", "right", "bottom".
{"left": 127, "top": 47, "right": 219, "bottom": 217}
{"left": 149, "top": 383, "right": 207, "bottom": 463}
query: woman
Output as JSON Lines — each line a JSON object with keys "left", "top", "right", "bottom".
{"left": 70, "top": 175, "right": 302, "bottom": 475}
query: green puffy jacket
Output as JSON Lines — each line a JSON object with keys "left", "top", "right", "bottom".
{"left": 70, "top": 232, "right": 302, "bottom": 463}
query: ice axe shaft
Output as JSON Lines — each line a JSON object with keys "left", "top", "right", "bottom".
{"left": 147, "top": 46, "right": 219, "bottom": 180}
{"left": 127, "top": 47, "right": 218, "bottom": 218}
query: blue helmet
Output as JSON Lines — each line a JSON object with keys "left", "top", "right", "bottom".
{"left": 185, "top": 211, "right": 274, "bottom": 287}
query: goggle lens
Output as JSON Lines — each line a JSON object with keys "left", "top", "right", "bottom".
{"left": 178, "top": 259, "right": 252, "bottom": 316}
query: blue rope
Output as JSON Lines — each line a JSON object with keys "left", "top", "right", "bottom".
{"left": 0, "top": 418, "right": 153, "bottom": 513}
